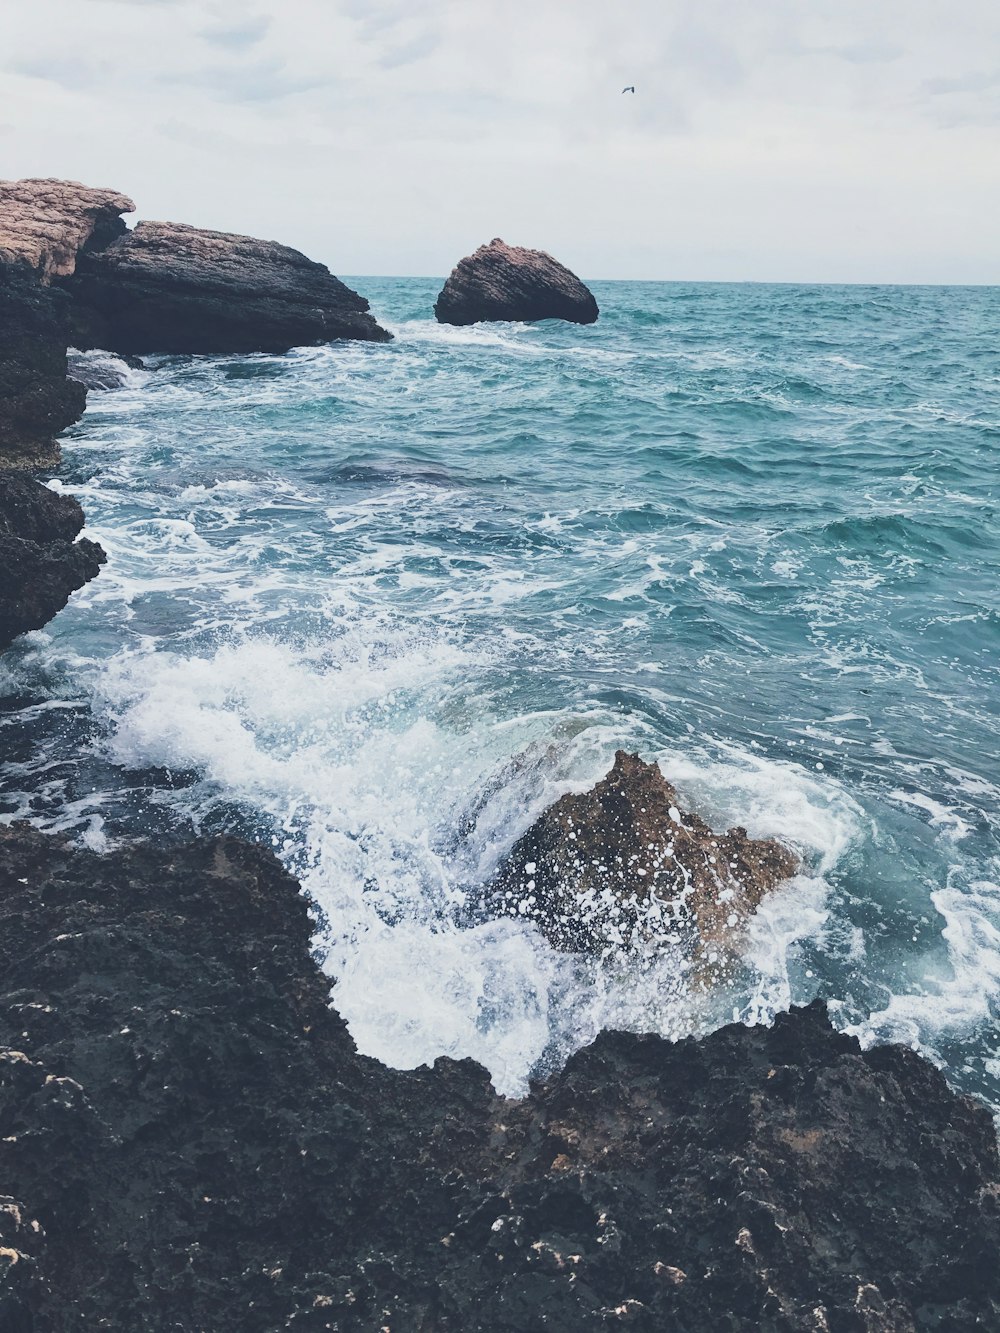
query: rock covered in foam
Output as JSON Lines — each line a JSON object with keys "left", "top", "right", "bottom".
{"left": 0, "top": 474, "right": 105, "bottom": 648}
{"left": 434, "top": 238, "right": 599, "bottom": 326}
{"left": 1, "top": 822, "right": 998, "bottom": 1330}
{"left": 487, "top": 750, "right": 798, "bottom": 965}
{"left": 66, "top": 220, "right": 392, "bottom": 354}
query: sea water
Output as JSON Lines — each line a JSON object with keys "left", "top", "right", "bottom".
{"left": 2, "top": 279, "right": 998, "bottom": 1102}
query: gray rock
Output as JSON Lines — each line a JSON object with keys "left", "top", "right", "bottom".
{"left": 0, "top": 473, "right": 105, "bottom": 648}
{"left": 66, "top": 220, "right": 392, "bottom": 354}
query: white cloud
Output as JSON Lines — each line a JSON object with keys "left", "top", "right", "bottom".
{"left": 1, "top": 0, "right": 998, "bottom": 282}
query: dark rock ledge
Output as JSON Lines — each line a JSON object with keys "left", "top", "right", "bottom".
{"left": 435, "top": 238, "right": 599, "bottom": 326}
{"left": 65, "top": 220, "right": 391, "bottom": 356}
{"left": 1, "top": 821, "right": 997, "bottom": 1331}
{"left": 0, "top": 474, "right": 105, "bottom": 650}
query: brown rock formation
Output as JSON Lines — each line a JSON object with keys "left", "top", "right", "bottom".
{"left": 487, "top": 751, "right": 798, "bottom": 966}
{"left": 66, "top": 220, "right": 392, "bottom": 354}
{"left": 434, "top": 238, "right": 599, "bottom": 326}
{"left": 0, "top": 178, "right": 134, "bottom": 468}
{"left": 0, "top": 177, "right": 134, "bottom": 280}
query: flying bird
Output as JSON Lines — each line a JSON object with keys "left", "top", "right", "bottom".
{"left": 622, "top": 85, "right": 635, "bottom": 94}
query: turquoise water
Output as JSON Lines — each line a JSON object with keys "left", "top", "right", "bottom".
{"left": 2, "top": 279, "right": 999, "bottom": 1102}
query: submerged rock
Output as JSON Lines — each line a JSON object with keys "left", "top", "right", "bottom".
{"left": 488, "top": 751, "right": 798, "bottom": 964}
{"left": 66, "top": 220, "right": 392, "bottom": 354}
{"left": 66, "top": 348, "right": 142, "bottom": 391}
{"left": 0, "top": 822, "right": 998, "bottom": 1330}
{"left": 0, "top": 474, "right": 105, "bottom": 648}
{"left": 434, "top": 238, "right": 599, "bottom": 325}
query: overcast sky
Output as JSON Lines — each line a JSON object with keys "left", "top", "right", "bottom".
{"left": 3, "top": 0, "right": 998, "bottom": 283}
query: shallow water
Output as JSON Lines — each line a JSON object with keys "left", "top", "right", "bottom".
{"left": 2, "top": 279, "right": 999, "bottom": 1101}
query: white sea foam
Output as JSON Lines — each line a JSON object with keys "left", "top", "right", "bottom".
{"left": 85, "top": 630, "right": 861, "bottom": 1093}
{"left": 7, "top": 281, "right": 1000, "bottom": 1110}
{"left": 850, "top": 867, "right": 1000, "bottom": 1057}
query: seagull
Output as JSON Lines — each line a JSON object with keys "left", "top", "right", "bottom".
{"left": 622, "top": 85, "right": 635, "bottom": 94}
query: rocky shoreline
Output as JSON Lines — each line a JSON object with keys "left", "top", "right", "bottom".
{"left": 2, "top": 823, "right": 998, "bottom": 1331}
{"left": 2, "top": 178, "right": 999, "bottom": 1330}
{"left": 0, "top": 177, "right": 391, "bottom": 471}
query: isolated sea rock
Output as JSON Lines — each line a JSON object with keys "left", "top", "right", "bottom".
{"left": 66, "top": 220, "right": 392, "bottom": 354}
{"left": 0, "top": 474, "right": 105, "bottom": 649}
{"left": 0, "top": 178, "right": 134, "bottom": 467}
{"left": 488, "top": 751, "right": 798, "bottom": 963}
{"left": 1, "top": 823, "right": 998, "bottom": 1330}
{"left": 434, "top": 238, "right": 599, "bottom": 325}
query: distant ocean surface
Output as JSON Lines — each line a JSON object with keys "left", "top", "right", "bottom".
{"left": 2, "top": 279, "right": 999, "bottom": 1103}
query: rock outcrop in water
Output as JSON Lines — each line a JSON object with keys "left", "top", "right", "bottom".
{"left": 434, "top": 238, "right": 599, "bottom": 325}
{"left": 488, "top": 751, "right": 798, "bottom": 966}
{"left": 1, "top": 821, "right": 998, "bottom": 1330}
{"left": 0, "top": 179, "right": 134, "bottom": 468}
{"left": 0, "top": 176, "right": 390, "bottom": 465}
{"left": 66, "top": 220, "right": 392, "bottom": 354}
{"left": 0, "top": 474, "right": 105, "bottom": 649}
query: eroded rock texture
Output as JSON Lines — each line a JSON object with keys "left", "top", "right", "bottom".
{"left": 0, "top": 178, "right": 133, "bottom": 468}
{"left": 0, "top": 823, "right": 997, "bottom": 1330}
{"left": 0, "top": 177, "right": 134, "bottom": 281}
{"left": 0, "top": 474, "right": 105, "bottom": 648}
{"left": 67, "top": 221, "right": 392, "bottom": 354}
{"left": 435, "top": 238, "right": 599, "bottom": 325}
{"left": 488, "top": 750, "right": 798, "bottom": 963}
{"left": 0, "top": 265, "right": 85, "bottom": 469}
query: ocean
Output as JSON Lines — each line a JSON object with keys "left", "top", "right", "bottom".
{"left": 2, "top": 278, "right": 998, "bottom": 1103}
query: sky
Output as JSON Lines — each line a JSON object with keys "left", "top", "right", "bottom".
{"left": 2, "top": 0, "right": 999, "bottom": 283}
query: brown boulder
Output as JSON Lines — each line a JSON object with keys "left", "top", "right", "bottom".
{"left": 487, "top": 751, "right": 798, "bottom": 967}
{"left": 434, "top": 238, "right": 599, "bottom": 326}
{"left": 0, "top": 177, "right": 134, "bottom": 280}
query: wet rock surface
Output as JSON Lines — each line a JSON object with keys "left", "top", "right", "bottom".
{"left": 488, "top": 751, "right": 799, "bottom": 964}
{"left": 66, "top": 220, "right": 392, "bottom": 354}
{"left": 435, "top": 238, "right": 599, "bottom": 325}
{"left": 0, "top": 474, "right": 105, "bottom": 649}
{"left": 1, "top": 822, "right": 998, "bottom": 1331}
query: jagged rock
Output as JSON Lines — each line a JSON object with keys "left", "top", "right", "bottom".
{"left": 0, "top": 264, "right": 85, "bottom": 469}
{"left": 0, "top": 822, "right": 998, "bottom": 1330}
{"left": 0, "top": 178, "right": 133, "bottom": 467}
{"left": 0, "top": 474, "right": 105, "bottom": 648}
{"left": 434, "top": 238, "right": 599, "bottom": 325}
{"left": 66, "top": 220, "right": 392, "bottom": 354}
{"left": 488, "top": 751, "right": 798, "bottom": 963}
{"left": 0, "top": 177, "right": 134, "bottom": 281}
